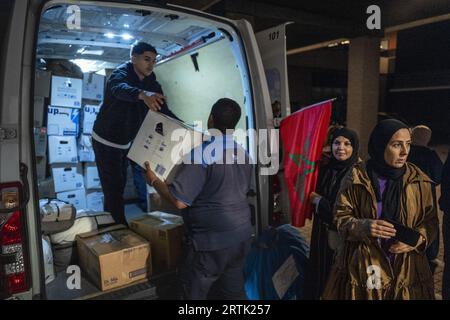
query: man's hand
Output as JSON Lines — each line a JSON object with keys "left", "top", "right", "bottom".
{"left": 139, "top": 91, "right": 165, "bottom": 112}
{"left": 143, "top": 161, "right": 158, "bottom": 185}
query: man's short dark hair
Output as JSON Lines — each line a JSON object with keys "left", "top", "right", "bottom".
{"left": 131, "top": 41, "right": 157, "bottom": 57}
{"left": 211, "top": 98, "right": 242, "bottom": 134}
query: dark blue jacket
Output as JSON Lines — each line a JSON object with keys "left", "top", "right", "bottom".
{"left": 439, "top": 148, "right": 450, "bottom": 213}
{"left": 93, "top": 61, "right": 178, "bottom": 145}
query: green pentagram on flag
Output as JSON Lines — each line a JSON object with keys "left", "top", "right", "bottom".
{"left": 288, "top": 136, "right": 316, "bottom": 203}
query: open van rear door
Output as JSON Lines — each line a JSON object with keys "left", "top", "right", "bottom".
{"left": 255, "top": 23, "right": 291, "bottom": 118}
{"left": 0, "top": 0, "right": 43, "bottom": 299}
{"left": 233, "top": 19, "right": 275, "bottom": 233}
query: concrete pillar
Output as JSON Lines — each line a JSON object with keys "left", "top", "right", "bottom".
{"left": 347, "top": 36, "right": 380, "bottom": 158}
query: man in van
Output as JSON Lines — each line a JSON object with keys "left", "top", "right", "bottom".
{"left": 143, "top": 98, "right": 253, "bottom": 300}
{"left": 92, "top": 41, "right": 179, "bottom": 226}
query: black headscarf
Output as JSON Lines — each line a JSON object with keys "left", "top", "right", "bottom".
{"left": 318, "top": 127, "right": 360, "bottom": 207}
{"left": 367, "top": 119, "right": 409, "bottom": 222}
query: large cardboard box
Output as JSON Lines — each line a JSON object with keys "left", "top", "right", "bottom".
{"left": 34, "top": 96, "right": 46, "bottom": 127}
{"left": 84, "top": 163, "right": 101, "bottom": 190}
{"left": 34, "top": 70, "right": 51, "bottom": 97}
{"left": 76, "top": 226, "right": 151, "bottom": 291}
{"left": 34, "top": 127, "right": 47, "bottom": 157}
{"left": 47, "top": 106, "right": 80, "bottom": 136}
{"left": 82, "top": 104, "right": 101, "bottom": 135}
{"left": 48, "top": 136, "right": 78, "bottom": 164}
{"left": 50, "top": 76, "right": 82, "bottom": 108}
{"left": 127, "top": 110, "right": 203, "bottom": 181}
{"left": 51, "top": 163, "right": 84, "bottom": 193}
{"left": 129, "top": 212, "right": 183, "bottom": 272}
{"left": 82, "top": 73, "right": 105, "bottom": 101}
{"left": 78, "top": 135, "right": 95, "bottom": 162}
{"left": 86, "top": 191, "right": 104, "bottom": 212}
{"left": 57, "top": 188, "right": 86, "bottom": 210}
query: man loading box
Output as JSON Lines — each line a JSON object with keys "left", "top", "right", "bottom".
{"left": 92, "top": 41, "right": 179, "bottom": 225}
{"left": 144, "top": 98, "right": 254, "bottom": 300}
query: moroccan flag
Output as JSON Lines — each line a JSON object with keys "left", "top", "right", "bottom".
{"left": 280, "top": 100, "right": 332, "bottom": 227}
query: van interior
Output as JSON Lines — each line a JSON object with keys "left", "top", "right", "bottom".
{"left": 33, "top": 1, "right": 257, "bottom": 299}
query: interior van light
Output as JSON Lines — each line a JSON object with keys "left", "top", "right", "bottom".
{"left": 104, "top": 33, "right": 115, "bottom": 39}
{"left": 124, "top": 24, "right": 130, "bottom": 28}
{"left": 121, "top": 33, "right": 134, "bottom": 40}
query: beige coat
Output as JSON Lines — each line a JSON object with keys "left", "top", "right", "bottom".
{"left": 322, "top": 162, "right": 438, "bottom": 300}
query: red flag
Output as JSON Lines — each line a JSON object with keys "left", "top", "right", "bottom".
{"left": 280, "top": 100, "right": 332, "bottom": 227}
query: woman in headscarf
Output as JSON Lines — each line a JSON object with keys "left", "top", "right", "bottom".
{"left": 322, "top": 119, "right": 438, "bottom": 300}
{"left": 308, "top": 127, "right": 360, "bottom": 300}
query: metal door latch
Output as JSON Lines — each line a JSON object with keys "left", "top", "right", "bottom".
{"left": 0, "top": 126, "right": 18, "bottom": 142}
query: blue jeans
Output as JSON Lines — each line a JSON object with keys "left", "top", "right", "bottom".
{"left": 131, "top": 162, "right": 148, "bottom": 212}
{"left": 443, "top": 213, "right": 450, "bottom": 300}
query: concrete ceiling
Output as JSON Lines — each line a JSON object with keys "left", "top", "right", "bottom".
{"left": 167, "top": 0, "right": 450, "bottom": 49}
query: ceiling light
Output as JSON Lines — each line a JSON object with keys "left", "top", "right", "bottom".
{"left": 124, "top": 24, "right": 130, "bottom": 28}
{"left": 104, "top": 32, "right": 115, "bottom": 39}
{"left": 121, "top": 33, "right": 134, "bottom": 40}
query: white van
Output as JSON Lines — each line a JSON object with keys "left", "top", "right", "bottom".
{"left": 0, "top": 0, "right": 279, "bottom": 299}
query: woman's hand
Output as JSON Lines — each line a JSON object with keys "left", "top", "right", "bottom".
{"left": 309, "top": 192, "right": 321, "bottom": 205}
{"left": 389, "top": 234, "right": 425, "bottom": 254}
{"left": 368, "top": 219, "right": 396, "bottom": 239}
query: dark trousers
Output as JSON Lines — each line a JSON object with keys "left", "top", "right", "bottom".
{"left": 179, "top": 238, "right": 251, "bottom": 300}
{"left": 92, "top": 139, "right": 128, "bottom": 225}
{"left": 443, "top": 213, "right": 450, "bottom": 300}
{"left": 131, "top": 162, "right": 148, "bottom": 212}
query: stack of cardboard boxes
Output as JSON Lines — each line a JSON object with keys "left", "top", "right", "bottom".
{"left": 34, "top": 70, "right": 105, "bottom": 211}
{"left": 34, "top": 69, "right": 187, "bottom": 292}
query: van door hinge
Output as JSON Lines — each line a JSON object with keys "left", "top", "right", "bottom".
{"left": 0, "top": 125, "right": 18, "bottom": 142}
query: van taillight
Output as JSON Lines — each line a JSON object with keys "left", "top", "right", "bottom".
{"left": 0, "top": 182, "right": 29, "bottom": 296}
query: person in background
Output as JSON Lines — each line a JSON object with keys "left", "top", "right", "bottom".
{"left": 323, "top": 119, "right": 438, "bottom": 300}
{"left": 439, "top": 148, "right": 450, "bottom": 300}
{"left": 408, "top": 125, "right": 443, "bottom": 273}
{"left": 92, "top": 41, "right": 179, "bottom": 225}
{"left": 308, "top": 127, "right": 360, "bottom": 299}
{"left": 143, "top": 98, "right": 253, "bottom": 300}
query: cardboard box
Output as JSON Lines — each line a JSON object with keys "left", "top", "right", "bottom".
{"left": 76, "top": 225, "right": 151, "bottom": 291}
{"left": 34, "top": 96, "right": 46, "bottom": 127}
{"left": 50, "top": 76, "right": 82, "bottom": 108}
{"left": 36, "top": 156, "right": 47, "bottom": 181}
{"left": 86, "top": 191, "right": 104, "bottom": 212}
{"left": 78, "top": 135, "right": 95, "bottom": 162}
{"left": 84, "top": 163, "right": 101, "bottom": 190}
{"left": 129, "top": 212, "right": 183, "bottom": 272}
{"left": 51, "top": 163, "right": 84, "bottom": 193}
{"left": 82, "top": 104, "right": 101, "bottom": 135}
{"left": 48, "top": 136, "right": 78, "bottom": 164}
{"left": 47, "top": 106, "right": 80, "bottom": 136}
{"left": 127, "top": 110, "right": 203, "bottom": 181}
{"left": 82, "top": 73, "right": 105, "bottom": 101}
{"left": 35, "top": 70, "right": 51, "bottom": 97}
{"left": 34, "top": 127, "right": 47, "bottom": 157}
{"left": 57, "top": 188, "right": 87, "bottom": 210}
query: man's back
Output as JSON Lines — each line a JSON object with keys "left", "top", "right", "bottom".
{"left": 408, "top": 144, "right": 443, "bottom": 183}
{"left": 169, "top": 135, "right": 253, "bottom": 251}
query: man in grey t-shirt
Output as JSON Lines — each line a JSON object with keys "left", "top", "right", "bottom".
{"left": 144, "top": 98, "right": 253, "bottom": 299}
